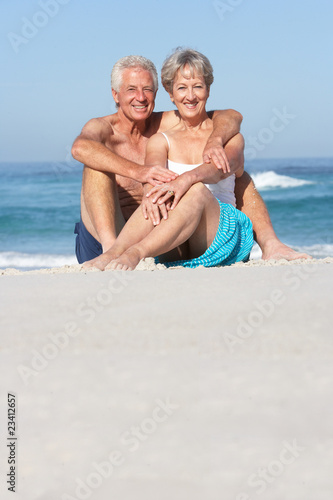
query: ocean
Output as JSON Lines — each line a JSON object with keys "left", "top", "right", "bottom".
{"left": 1, "top": 157, "right": 332, "bottom": 271}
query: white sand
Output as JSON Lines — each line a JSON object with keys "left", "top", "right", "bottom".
{"left": 1, "top": 260, "right": 333, "bottom": 499}
{"left": 1, "top": 256, "right": 333, "bottom": 275}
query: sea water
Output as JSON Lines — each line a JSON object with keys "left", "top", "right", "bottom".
{"left": 0, "top": 158, "right": 332, "bottom": 270}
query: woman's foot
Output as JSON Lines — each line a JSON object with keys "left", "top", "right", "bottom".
{"left": 105, "top": 247, "right": 142, "bottom": 271}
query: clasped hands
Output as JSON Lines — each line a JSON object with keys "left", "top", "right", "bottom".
{"left": 141, "top": 140, "right": 229, "bottom": 225}
{"left": 141, "top": 174, "right": 193, "bottom": 225}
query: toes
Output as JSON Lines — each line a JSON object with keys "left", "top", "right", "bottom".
{"left": 105, "top": 261, "right": 119, "bottom": 270}
{"left": 83, "top": 262, "right": 97, "bottom": 270}
{"left": 83, "top": 259, "right": 106, "bottom": 271}
{"left": 287, "top": 252, "right": 312, "bottom": 261}
{"left": 105, "top": 260, "right": 133, "bottom": 271}
{"left": 114, "top": 262, "right": 129, "bottom": 271}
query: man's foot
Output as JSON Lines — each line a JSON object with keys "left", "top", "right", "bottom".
{"left": 261, "top": 239, "right": 312, "bottom": 261}
{"left": 105, "top": 247, "right": 142, "bottom": 271}
{"left": 83, "top": 251, "right": 118, "bottom": 271}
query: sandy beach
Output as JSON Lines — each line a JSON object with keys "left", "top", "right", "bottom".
{"left": 2, "top": 0, "right": 333, "bottom": 497}
{"left": 1, "top": 258, "right": 333, "bottom": 499}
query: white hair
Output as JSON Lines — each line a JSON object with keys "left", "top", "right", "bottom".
{"left": 111, "top": 55, "right": 158, "bottom": 93}
{"left": 161, "top": 47, "right": 214, "bottom": 94}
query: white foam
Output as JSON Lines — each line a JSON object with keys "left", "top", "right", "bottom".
{"left": 249, "top": 242, "right": 333, "bottom": 260}
{"left": 0, "top": 251, "right": 77, "bottom": 270}
{"left": 251, "top": 170, "right": 314, "bottom": 190}
{"left": 249, "top": 243, "right": 262, "bottom": 260}
{"left": 294, "top": 243, "right": 333, "bottom": 259}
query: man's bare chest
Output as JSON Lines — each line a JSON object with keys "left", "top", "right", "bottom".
{"left": 108, "top": 137, "right": 148, "bottom": 165}
{"left": 104, "top": 138, "right": 146, "bottom": 198}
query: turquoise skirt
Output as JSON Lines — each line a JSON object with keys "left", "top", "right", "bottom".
{"left": 161, "top": 201, "right": 253, "bottom": 268}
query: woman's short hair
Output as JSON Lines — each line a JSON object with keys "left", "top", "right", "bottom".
{"left": 161, "top": 48, "right": 214, "bottom": 93}
{"left": 111, "top": 55, "right": 159, "bottom": 93}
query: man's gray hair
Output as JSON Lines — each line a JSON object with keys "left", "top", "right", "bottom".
{"left": 161, "top": 48, "right": 214, "bottom": 94}
{"left": 111, "top": 55, "right": 159, "bottom": 93}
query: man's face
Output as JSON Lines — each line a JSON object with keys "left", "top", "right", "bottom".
{"left": 112, "top": 67, "right": 157, "bottom": 121}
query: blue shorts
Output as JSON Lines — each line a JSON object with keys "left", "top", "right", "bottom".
{"left": 74, "top": 218, "right": 102, "bottom": 264}
{"left": 161, "top": 201, "right": 253, "bottom": 268}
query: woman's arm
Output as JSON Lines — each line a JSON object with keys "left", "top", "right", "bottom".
{"left": 193, "top": 132, "right": 245, "bottom": 183}
{"left": 145, "top": 133, "right": 169, "bottom": 168}
{"left": 147, "top": 133, "right": 245, "bottom": 209}
{"left": 142, "top": 134, "right": 176, "bottom": 225}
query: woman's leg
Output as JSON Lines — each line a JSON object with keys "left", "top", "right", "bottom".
{"left": 83, "top": 205, "right": 156, "bottom": 270}
{"left": 107, "top": 183, "right": 221, "bottom": 270}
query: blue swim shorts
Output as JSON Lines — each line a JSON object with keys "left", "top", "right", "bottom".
{"left": 161, "top": 201, "right": 253, "bottom": 268}
{"left": 74, "top": 218, "right": 102, "bottom": 264}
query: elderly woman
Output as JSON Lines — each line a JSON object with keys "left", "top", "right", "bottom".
{"left": 86, "top": 48, "right": 253, "bottom": 270}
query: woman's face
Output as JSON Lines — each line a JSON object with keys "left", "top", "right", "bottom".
{"left": 170, "top": 65, "right": 210, "bottom": 119}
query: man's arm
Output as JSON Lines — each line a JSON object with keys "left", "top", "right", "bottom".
{"left": 71, "top": 118, "right": 176, "bottom": 185}
{"left": 72, "top": 118, "right": 135, "bottom": 175}
{"left": 210, "top": 109, "right": 243, "bottom": 144}
{"left": 204, "top": 109, "right": 243, "bottom": 170}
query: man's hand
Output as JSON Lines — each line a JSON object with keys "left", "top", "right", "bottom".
{"left": 205, "top": 109, "right": 242, "bottom": 170}
{"left": 146, "top": 173, "right": 193, "bottom": 210}
{"left": 141, "top": 184, "right": 169, "bottom": 225}
{"left": 203, "top": 138, "right": 230, "bottom": 172}
{"left": 136, "top": 165, "right": 178, "bottom": 186}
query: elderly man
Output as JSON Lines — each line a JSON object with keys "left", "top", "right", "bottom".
{"left": 72, "top": 55, "right": 308, "bottom": 267}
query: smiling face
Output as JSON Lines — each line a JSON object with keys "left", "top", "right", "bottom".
{"left": 112, "top": 66, "right": 157, "bottom": 122}
{"left": 169, "top": 65, "right": 210, "bottom": 120}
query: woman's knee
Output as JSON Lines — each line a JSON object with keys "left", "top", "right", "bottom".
{"left": 187, "top": 181, "right": 211, "bottom": 197}
{"left": 182, "top": 183, "right": 216, "bottom": 215}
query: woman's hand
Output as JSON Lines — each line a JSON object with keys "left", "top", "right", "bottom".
{"left": 141, "top": 184, "right": 169, "bottom": 225}
{"left": 146, "top": 173, "right": 193, "bottom": 210}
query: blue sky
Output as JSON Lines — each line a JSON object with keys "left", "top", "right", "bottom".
{"left": 1, "top": 0, "right": 332, "bottom": 161}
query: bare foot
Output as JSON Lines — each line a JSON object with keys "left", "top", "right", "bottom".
{"left": 83, "top": 251, "right": 119, "bottom": 271}
{"left": 105, "top": 247, "right": 142, "bottom": 271}
{"left": 261, "top": 239, "right": 312, "bottom": 261}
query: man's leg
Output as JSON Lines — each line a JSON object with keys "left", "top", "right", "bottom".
{"left": 79, "top": 166, "right": 126, "bottom": 257}
{"left": 234, "top": 172, "right": 310, "bottom": 260}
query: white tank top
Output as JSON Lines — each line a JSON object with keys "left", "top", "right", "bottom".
{"left": 161, "top": 132, "right": 236, "bottom": 207}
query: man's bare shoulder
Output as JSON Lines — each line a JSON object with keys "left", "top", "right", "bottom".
{"left": 149, "top": 110, "right": 180, "bottom": 133}
{"left": 80, "top": 115, "right": 115, "bottom": 138}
